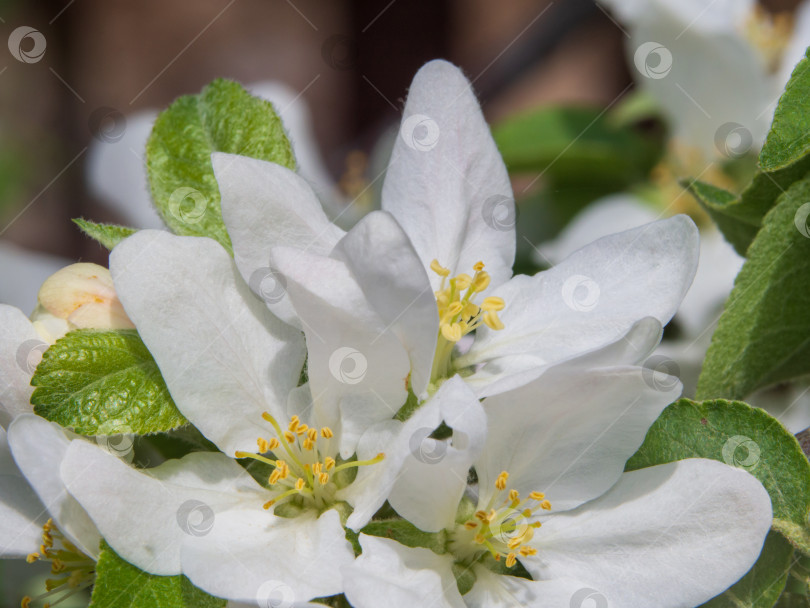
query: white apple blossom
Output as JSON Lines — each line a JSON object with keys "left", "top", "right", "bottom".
{"left": 601, "top": 0, "right": 810, "bottom": 156}
{"left": 212, "top": 60, "right": 700, "bottom": 412}
{"left": 343, "top": 365, "right": 772, "bottom": 608}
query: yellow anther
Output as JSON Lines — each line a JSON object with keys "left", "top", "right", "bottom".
{"left": 444, "top": 301, "right": 463, "bottom": 318}
{"left": 541, "top": 500, "right": 552, "bottom": 511}
{"left": 481, "top": 297, "right": 505, "bottom": 311}
{"left": 506, "top": 553, "right": 517, "bottom": 568}
{"left": 464, "top": 521, "right": 478, "bottom": 529}
{"left": 307, "top": 428, "right": 318, "bottom": 442}
{"left": 283, "top": 430, "right": 296, "bottom": 443}
{"left": 52, "top": 559, "right": 65, "bottom": 573}
{"left": 312, "top": 462, "right": 322, "bottom": 475}
{"left": 522, "top": 508, "right": 532, "bottom": 518}
{"left": 473, "top": 271, "right": 490, "bottom": 292}
{"left": 474, "top": 533, "right": 486, "bottom": 544}
{"left": 509, "top": 489, "right": 520, "bottom": 503}
{"left": 488, "top": 509, "right": 497, "bottom": 522}
{"left": 483, "top": 311, "right": 504, "bottom": 330}
{"left": 324, "top": 457, "right": 336, "bottom": 470}
{"left": 318, "top": 473, "right": 330, "bottom": 485}
{"left": 296, "top": 424, "right": 309, "bottom": 436}
{"left": 263, "top": 499, "right": 276, "bottom": 510}
{"left": 295, "top": 478, "right": 305, "bottom": 491}
{"left": 495, "top": 471, "right": 509, "bottom": 490}
{"left": 267, "top": 438, "right": 280, "bottom": 450}
{"left": 288, "top": 416, "right": 300, "bottom": 432}
{"left": 462, "top": 302, "right": 479, "bottom": 319}
{"left": 269, "top": 469, "right": 283, "bottom": 485}
{"left": 22, "top": 597, "right": 32, "bottom": 608}
{"left": 508, "top": 537, "right": 523, "bottom": 550}
{"left": 473, "top": 261, "right": 485, "bottom": 272}
{"left": 519, "top": 546, "right": 537, "bottom": 556}
{"left": 257, "top": 438, "right": 270, "bottom": 453}
{"left": 475, "top": 510, "right": 489, "bottom": 522}
{"left": 453, "top": 274, "right": 472, "bottom": 291}
{"left": 303, "top": 438, "right": 315, "bottom": 450}
{"left": 26, "top": 553, "right": 39, "bottom": 564}
{"left": 321, "top": 427, "right": 334, "bottom": 439}
{"left": 441, "top": 323, "right": 463, "bottom": 342}
{"left": 529, "top": 492, "right": 545, "bottom": 500}
{"left": 430, "top": 259, "right": 451, "bottom": 277}
{"left": 531, "top": 521, "right": 542, "bottom": 528}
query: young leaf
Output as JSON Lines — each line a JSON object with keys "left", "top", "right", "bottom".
{"left": 31, "top": 329, "right": 187, "bottom": 435}
{"left": 627, "top": 399, "right": 810, "bottom": 557}
{"left": 701, "top": 531, "right": 794, "bottom": 608}
{"left": 760, "top": 51, "right": 810, "bottom": 171}
{"left": 89, "top": 541, "right": 225, "bottom": 608}
{"left": 146, "top": 79, "right": 295, "bottom": 252}
{"left": 697, "top": 175, "right": 810, "bottom": 400}
{"left": 73, "top": 218, "right": 137, "bottom": 250}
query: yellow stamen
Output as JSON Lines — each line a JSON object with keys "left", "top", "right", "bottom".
{"left": 430, "top": 259, "right": 451, "bottom": 277}
{"left": 473, "top": 271, "right": 490, "bottom": 292}
{"left": 473, "top": 261, "right": 485, "bottom": 272}
{"left": 324, "top": 457, "right": 336, "bottom": 470}
{"left": 454, "top": 274, "right": 472, "bottom": 291}
{"left": 464, "top": 521, "right": 478, "bottom": 529}
{"left": 441, "top": 323, "right": 463, "bottom": 342}
{"left": 495, "top": 471, "right": 509, "bottom": 490}
{"left": 483, "top": 311, "right": 504, "bottom": 330}
{"left": 295, "top": 478, "right": 305, "bottom": 491}
{"left": 257, "top": 438, "right": 270, "bottom": 453}
{"left": 321, "top": 427, "right": 334, "bottom": 438}
{"left": 529, "top": 492, "right": 545, "bottom": 500}
{"left": 267, "top": 438, "right": 280, "bottom": 450}
{"left": 318, "top": 473, "right": 330, "bottom": 485}
{"left": 284, "top": 430, "right": 296, "bottom": 443}
{"left": 506, "top": 553, "right": 517, "bottom": 568}
{"left": 509, "top": 489, "right": 520, "bottom": 503}
{"left": 480, "top": 297, "right": 505, "bottom": 311}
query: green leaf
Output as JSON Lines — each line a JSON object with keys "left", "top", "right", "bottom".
{"left": 31, "top": 329, "right": 187, "bottom": 435}
{"left": 89, "top": 541, "right": 225, "bottom": 608}
{"left": 697, "top": 175, "right": 810, "bottom": 400}
{"left": 760, "top": 50, "right": 810, "bottom": 171}
{"left": 73, "top": 218, "right": 137, "bottom": 250}
{"left": 493, "top": 106, "right": 663, "bottom": 187}
{"left": 702, "top": 531, "right": 794, "bottom": 608}
{"left": 361, "top": 518, "right": 448, "bottom": 555}
{"left": 627, "top": 399, "right": 810, "bottom": 556}
{"left": 146, "top": 78, "right": 295, "bottom": 252}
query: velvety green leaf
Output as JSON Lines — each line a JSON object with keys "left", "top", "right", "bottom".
{"left": 89, "top": 541, "right": 225, "bottom": 608}
{"left": 702, "top": 531, "right": 794, "bottom": 608}
{"left": 361, "top": 518, "right": 447, "bottom": 555}
{"left": 627, "top": 399, "right": 810, "bottom": 556}
{"left": 493, "top": 106, "right": 663, "bottom": 186}
{"left": 760, "top": 50, "right": 810, "bottom": 171}
{"left": 146, "top": 78, "right": 295, "bottom": 252}
{"left": 697, "top": 176, "right": 810, "bottom": 399}
{"left": 31, "top": 329, "right": 187, "bottom": 435}
{"left": 73, "top": 218, "right": 137, "bottom": 250}
{"left": 683, "top": 179, "right": 760, "bottom": 256}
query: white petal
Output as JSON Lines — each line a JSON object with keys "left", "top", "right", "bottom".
{"left": 343, "top": 534, "right": 464, "bottom": 608}
{"left": 531, "top": 459, "right": 772, "bottom": 607}
{"left": 476, "top": 365, "right": 681, "bottom": 512}
{"left": 462, "top": 216, "right": 698, "bottom": 397}
{"left": 85, "top": 110, "right": 165, "bottom": 229}
{"left": 0, "top": 426, "right": 45, "bottom": 558}
{"left": 215, "top": 153, "right": 345, "bottom": 328}
{"left": 61, "top": 440, "right": 265, "bottom": 575}
{"left": 387, "top": 376, "right": 487, "bottom": 532}
{"left": 110, "top": 230, "right": 305, "bottom": 456}
{"left": 8, "top": 415, "right": 101, "bottom": 558}
{"left": 0, "top": 305, "right": 41, "bottom": 427}
{"left": 601, "top": 0, "right": 753, "bottom": 33}
{"left": 181, "top": 509, "right": 353, "bottom": 603}
{"left": 270, "top": 246, "right": 410, "bottom": 455}
{"left": 332, "top": 211, "right": 438, "bottom": 396}
{"left": 465, "top": 569, "right": 590, "bottom": 608}
{"left": 381, "top": 60, "right": 515, "bottom": 290}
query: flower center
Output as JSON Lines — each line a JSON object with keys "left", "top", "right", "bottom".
{"left": 450, "top": 471, "right": 550, "bottom": 569}
{"left": 429, "top": 260, "right": 505, "bottom": 386}
{"left": 236, "top": 412, "right": 384, "bottom": 513}
{"left": 22, "top": 519, "right": 95, "bottom": 608}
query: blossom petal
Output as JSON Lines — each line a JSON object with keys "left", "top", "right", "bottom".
{"left": 476, "top": 365, "right": 681, "bottom": 512}
{"left": 270, "top": 246, "right": 410, "bottom": 456}
{"left": 465, "top": 569, "right": 591, "bottom": 608}
{"left": 8, "top": 416, "right": 101, "bottom": 558}
{"left": 181, "top": 508, "right": 353, "bottom": 603}
{"left": 332, "top": 211, "right": 438, "bottom": 396}
{"left": 0, "top": 426, "right": 45, "bottom": 558}
{"left": 0, "top": 305, "right": 41, "bottom": 427}
{"left": 343, "top": 534, "right": 465, "bottom": 608}
{"left": 529, "top": 459, "right": 772, "bottom": 608}
{"left": 461, "top": 215, "right": 698, "bottom": 397}
{"left": 387, "top": 376, "right": 487, "bottom": 532}
{"left": 61, "top": 439, "right": 265, "bottom": 575}
{"left": 110, "top": 230, "right": 305, "bottom": 456}
{"left": 381, "top": 60, "right": 515, "bottom": 290}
